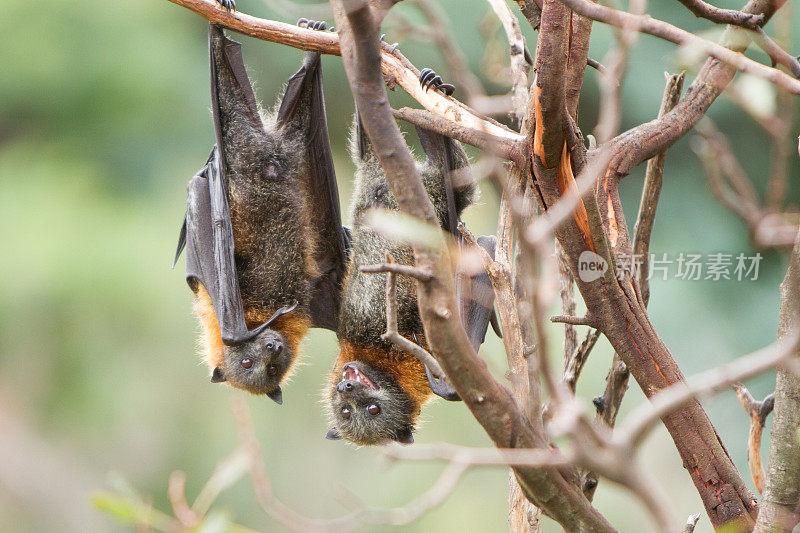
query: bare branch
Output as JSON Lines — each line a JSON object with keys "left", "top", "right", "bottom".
{"left": 164, "top": 0, "right": 522, "bottom": 152}
{"left": 513, "top": 0, "right": 542, "bottom": 30}
{"left": 634, "top": 71, "right": 685, "bottom": 304}
{"left": 732, "top": 382, "right": 775, "bottom": 494}
{"left": 486, "top": 0, "right": 531, "bottom": 122}
{"left": 375, "top": 254, "right": 449, "bottom": 382}
{"left": 332, "top": 2, "right": 614, "bottom": 530}
{"left": 753, "top": 27, "right": 800, "bottom": 79}
{"left": 675, "top": 0, "right": 765, "bottom": 29}
{"left": 682, "top": 513, "right": 701, "bottom": 533}
{"left": 392, "top": 107, "right": 523, "bottom": 164}
{"left": 756, "top": 229, "right": 800, "bottom": 532}
{"left": 619, "top": 337, "right": 800, "bottom": 448}
{"left": 231, "top": 395, "right": 469, "bottom": 531}
{"left": 604, "top": 0, "right": 784, "bottom": 182}
{"left": 168, "top": 471, "right": 198, "bottom": 527}
{"left": 359, "top": 262, "right": 433, "bottom": 281}
{"left": 693, "top": 119, "right": 800, "bottom": 249}
{"left": 557, "top": 0, "right": 800, "bottom": 94}
{"left": 557, "top": 242, "right": 579, "bottom": 382}
{"left": 550, "top": 314, "right": 599, "bottom": 328}
{"left": 564, "top": 329, "right": 601, "bottom": 392}
{"left": 583, "top": 72, "right": 685, "bottom": 499}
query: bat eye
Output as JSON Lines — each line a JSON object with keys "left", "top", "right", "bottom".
{"left": 267, "top": 364, "right": 278, "bottom": 376}
{"left": 367, "top": 404, "right": 381, "bottom": 416}
{"left": 241, "top": 358, "right": 253, "bottom": 369}
{"left": 341, "top": 406, "right": 351, "bottom": 419}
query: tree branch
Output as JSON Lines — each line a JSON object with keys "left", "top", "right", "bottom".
{"left": 675, "top": 0, "right": 765, "bottom": 29}
{"left": 732, "top": 382, "right": 775, "bottom": 494}
{"left": 164, "top": 0, "right": 523, "bottom": 152}
{"left": 755, "top": 229, "right": 800, "bottom": 532}
{"left": 557, "top": 0, "right": 799, "bottom": 94}
{"left": 599, "top": 0, "right": 786, "bottom": 181}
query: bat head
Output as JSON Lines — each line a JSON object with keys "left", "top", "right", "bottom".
{"left": 212, "top": 328, "right": 292, "bottom": 404}
{"left": 325, "top": 361, "right": 416, "bottom": 445}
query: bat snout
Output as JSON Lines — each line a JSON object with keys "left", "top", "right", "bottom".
{"left": 265, "top": 339, "right": 283, "bottom": 355}
{"left": 337, "top": 379, "right": 364, "bottom": 394}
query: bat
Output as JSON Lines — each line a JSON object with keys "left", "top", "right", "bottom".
{"left": 174, "top": 22, "right": 348, "bottom": 404}
{"left": 325, "top": 79, "right": 497, "bottom": 445}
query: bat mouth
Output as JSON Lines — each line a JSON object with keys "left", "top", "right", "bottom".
{"left": 342, "top": 363, "right": 378, "bottom": 390}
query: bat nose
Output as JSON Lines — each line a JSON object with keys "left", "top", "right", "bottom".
{"left": 265, "top": 340, "right": 283, "bottom": 354}
{"left": 337, "top": 380, "right": 357, "bottom": 393}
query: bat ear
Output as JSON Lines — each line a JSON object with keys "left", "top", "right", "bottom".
{"left": 267, "top": 387, "right": 283, "bottom": 405}
{"left": 393, "top": 427, "right": 414, "bottom": 445}
{"left": 276, "top": 52, "right": 321, "bottom": 138}
{"left": 210, "top": 367, "right": 226, "bottom": 383}
{"left": 351, "top": 108, "right": 377, "bottom": 163}
{"left": 325, "top": 428, "right": 342, "bottom": 440}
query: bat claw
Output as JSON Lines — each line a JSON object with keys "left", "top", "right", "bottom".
{"left": 418, "top": 68, "right": 455, "bottom": 96}
{"left": 424, "top": 364, "right": 461, "bottom": 402}
{"left": 215, "top": 0, "right": 235, "bottom": 12}
{"left": 380, "top": 34, "right": 399, "bottom": 53}
{"left": 298, "top": 18, "right": 327, "bottom": 31}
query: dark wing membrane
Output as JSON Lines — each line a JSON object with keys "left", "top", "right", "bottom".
{"left": 415, "top": 126, "right": 460, "bottom": 236}
{"left": 461, "top": 235, "right": 497, "bottom": 351}
{"left": 279, "top": 52, "right": 348, "bottom": 332}
{"left": 183, "top": 149, "right": 251, "bottom": 345}
{"left": 415, "top": 127, "right": 497, "bottom": 350}
{"left": 209, "top": 24, "right": 263, "bottom": 139}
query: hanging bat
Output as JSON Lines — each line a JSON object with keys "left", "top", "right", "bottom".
{"left": 174, "top": 22, "right": 348, "bottom": 404}
{"left": 325, "top": 74, "right": 497, "bottom": 445}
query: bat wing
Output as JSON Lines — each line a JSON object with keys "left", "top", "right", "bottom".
{"left": 181, "top": 149, "right": 251, "bottom": 344}
{"left": 415, "top": 126, "right": 462, "bottom": 237}
{"left": 415, "top": 126, "right": 497, "bottom": 349}
{"left": 461, "top": 235, "right": 498, "bottom": 350}
{"left": 278, "top": 52, "right": 348, "bottom": 332}
{"left": 175, "top": 26, "right": 290, "bottom": 345}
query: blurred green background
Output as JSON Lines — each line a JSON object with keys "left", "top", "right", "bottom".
{"left": 0, "top": 0, "right": 797, "bottom": 531}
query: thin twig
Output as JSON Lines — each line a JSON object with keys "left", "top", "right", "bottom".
{"left": 634, "top": 71, "right": 685, "bottom": 305}
{"left": 675, "top": 0, "right": 764, "bottom": 29}
{"left": 682, "top": 513, "right": 701, "bottom": 533}
{"left": 732, "top": 382, "right": 775, "bottom": 494}
{"left": 168, "top": 471, "right": 198, "bottom": 527}
{"left": 550, "top": 315, "right": 598, "bottom": 328}
{"left": 564, "top": 329, "right": 601, "bottom": 392}
{"left": 693, "top": 119, "right": 800, "bottom": 249}
{"left": 376, "top": 254, "right": 450, "bottom": 382}
{"left": 359, "top": 262, "right": 433, "bottom": 281}
{"left": 619, "top": 336, "right": 800, "bottom": 448}
{"left": 486, "top": 0, "right": 531, "bottom": 123}
{"left": 753, "top": 27, "right": 800, "bottom": 79}
{"left": 230, "top": 395, "right": 470, "bottom": 532}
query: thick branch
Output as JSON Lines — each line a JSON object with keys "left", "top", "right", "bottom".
{"left": 755, "top": 230, "right": 800, "bottom": 533}
{"left": 525, "top": 2, "right": 774, "bottom": 527}
{"left": 164, "top": 0, "right": 522, "bottom": 151}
